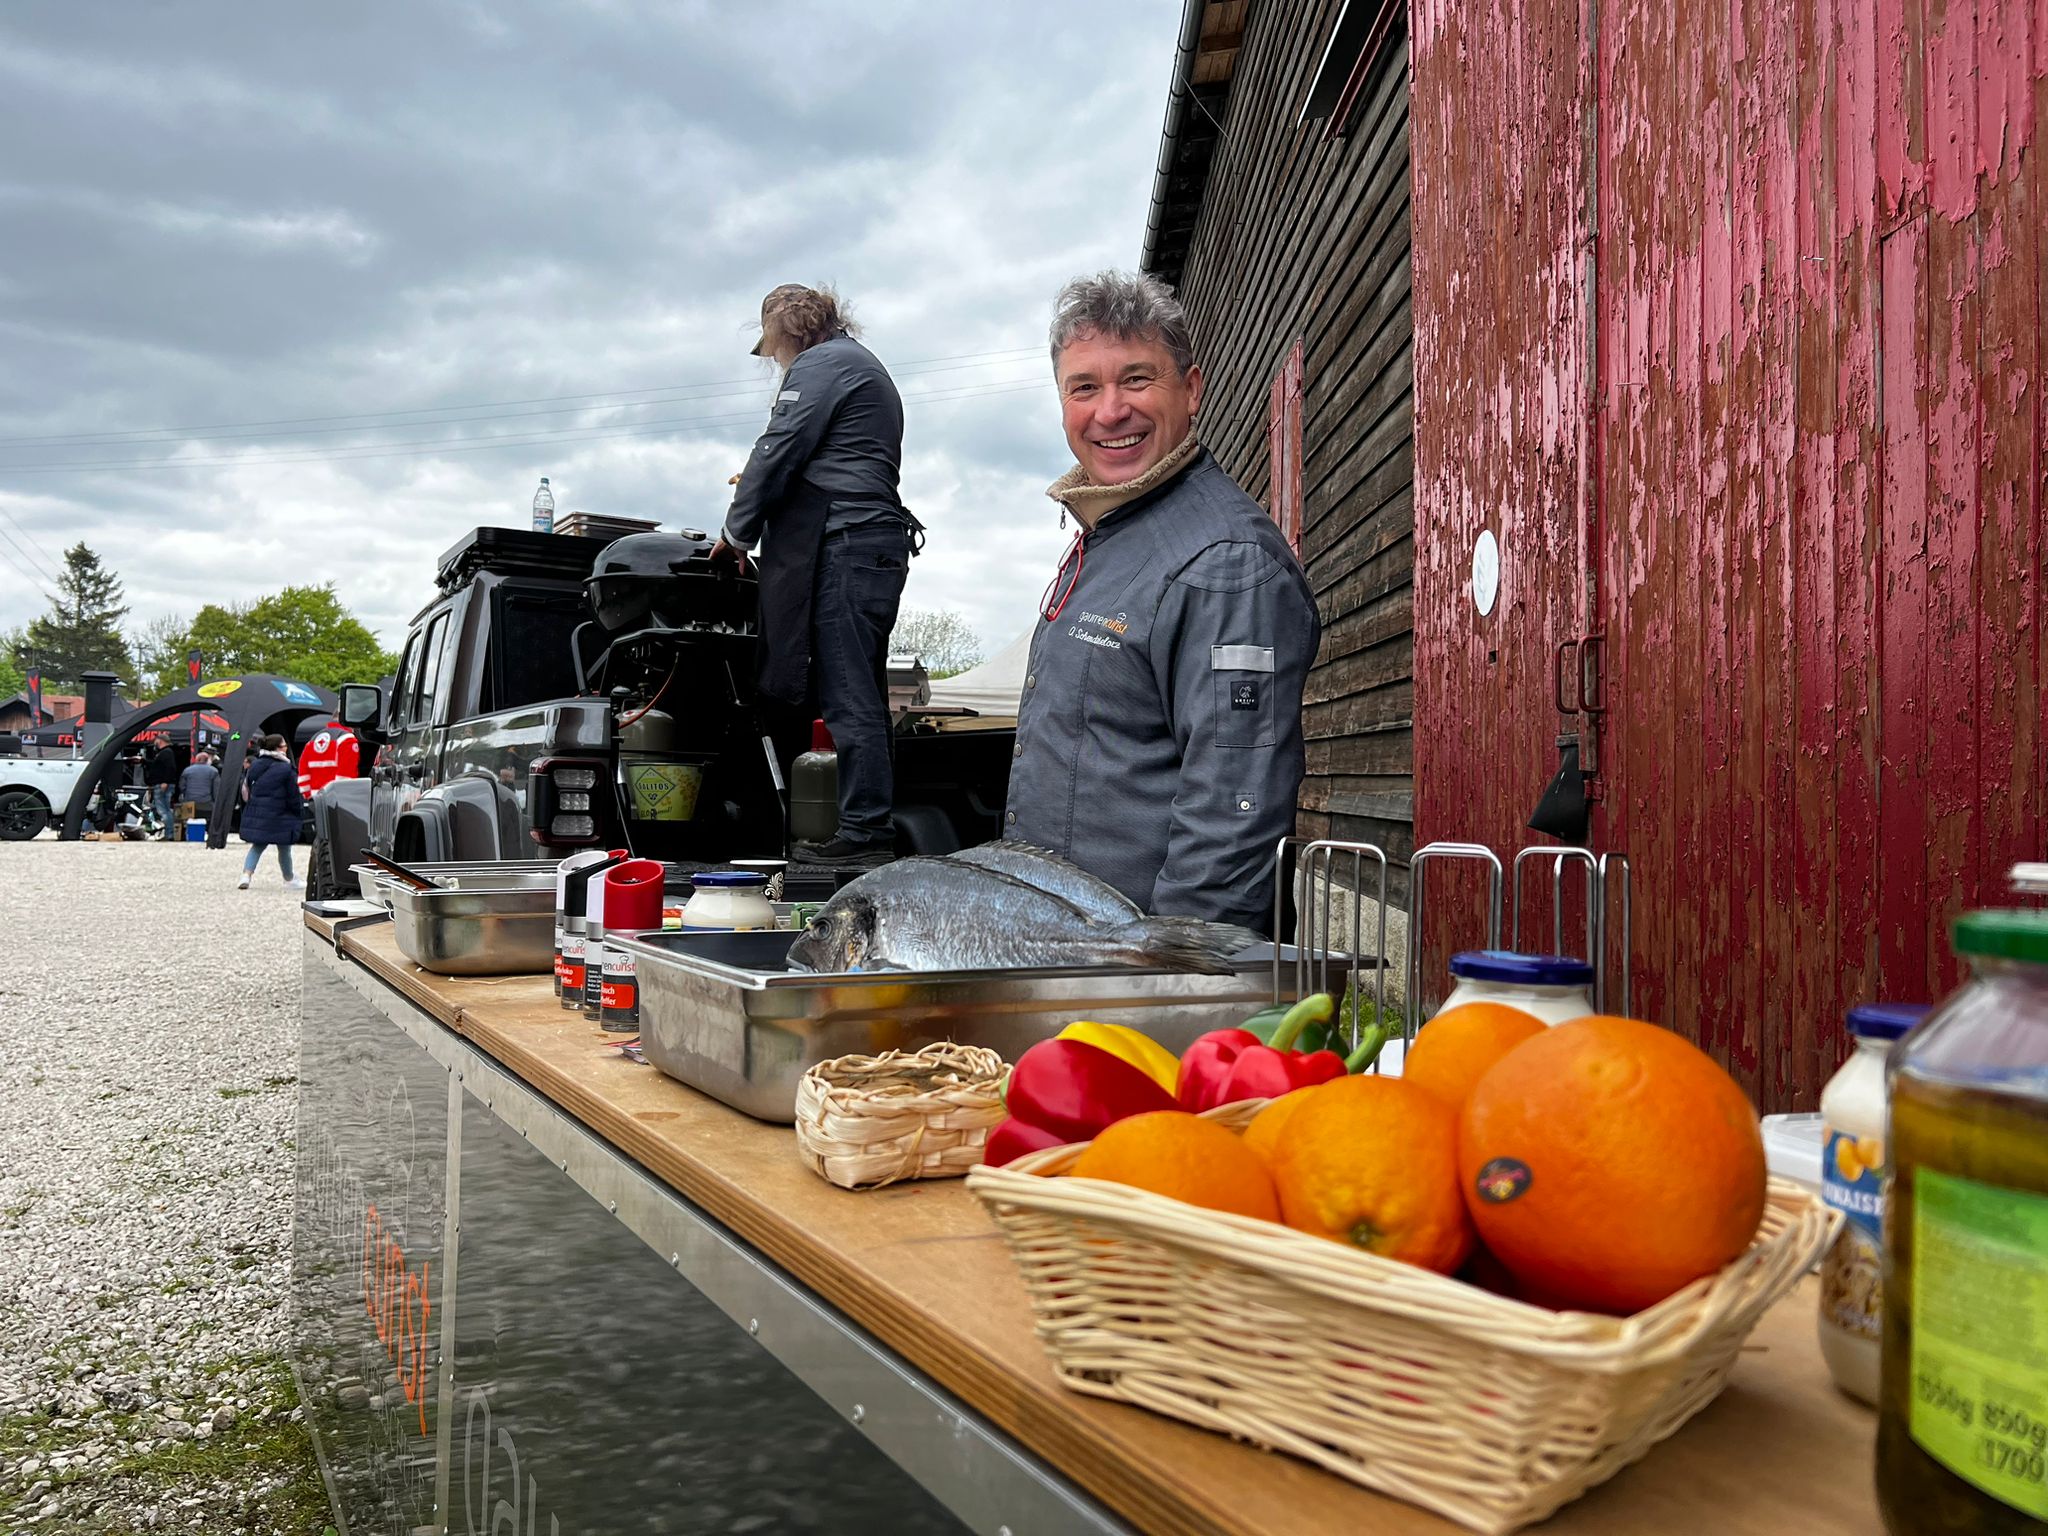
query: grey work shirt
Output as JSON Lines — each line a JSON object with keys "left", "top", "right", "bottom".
{"left": 721, "top": 335, "right": 909, "bottom": 551}
{"left": 1005, "top": 450, "right": 1320, "bottom": 933}
{"left": 176, "top": 762, "right": 219, "bottom": 803}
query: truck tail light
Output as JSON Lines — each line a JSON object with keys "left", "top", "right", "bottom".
{"left": 530, "top": 757, "right": 606, "bottom": 847}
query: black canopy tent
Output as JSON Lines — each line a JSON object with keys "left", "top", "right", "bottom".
{"left": 58, "top": 675, "right": 337, "bottom": 848}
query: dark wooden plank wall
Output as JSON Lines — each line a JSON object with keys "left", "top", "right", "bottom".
{"left": 1412, "top": 0, "right": 2045, "bottom": 1113}
{"left": 1169, "top": 0, "right": 1416, "bottom": 897}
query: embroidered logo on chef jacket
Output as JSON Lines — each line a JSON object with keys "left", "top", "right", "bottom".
{"left": 1230, "top": 680, "right": 1259, "bottom": 710}
{"left": 1066, "top": 610, "right": 1128, "bottom": 651}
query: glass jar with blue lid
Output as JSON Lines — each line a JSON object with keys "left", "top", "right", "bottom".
{"left": 1437, "top": 950, "right": 1597, "bottom": 1027}
{"left": 1818, "top": 1001, "right": 1930, "bottom": 1407}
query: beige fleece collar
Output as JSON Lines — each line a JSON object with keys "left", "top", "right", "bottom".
{"left": 1045, "top": 431, "right": 1201, "bottom": 529}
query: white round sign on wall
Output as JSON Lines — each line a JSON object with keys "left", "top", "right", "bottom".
{"left": 1472, "top": 528, "right": 1501, "bottom": 617}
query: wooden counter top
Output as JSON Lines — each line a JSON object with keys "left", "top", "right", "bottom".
{"left": 312, "top": 913, "right": 1882, "bottom": 1536}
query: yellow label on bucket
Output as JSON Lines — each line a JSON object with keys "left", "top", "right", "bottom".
{"left": 625, "top": 761, "right": 702, "bottom": 821}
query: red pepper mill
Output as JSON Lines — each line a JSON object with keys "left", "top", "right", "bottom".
{"left": 597, "top": 859, "right": 663, "bottom": 1031}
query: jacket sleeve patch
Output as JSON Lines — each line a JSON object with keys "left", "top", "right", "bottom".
{"left": 1211, "top": 644, "right": 1275, "bottom": 672}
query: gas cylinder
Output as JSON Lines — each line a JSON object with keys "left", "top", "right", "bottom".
{"left": 790, "top": 719, "right": 838, "bottom": 845}
{"left": 617, "top": 709, "right": 702, "bottom": 824}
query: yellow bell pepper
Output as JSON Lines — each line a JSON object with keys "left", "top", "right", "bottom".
{"left": 1055, "top": 1020, "right": 1182, "bottom": 1097}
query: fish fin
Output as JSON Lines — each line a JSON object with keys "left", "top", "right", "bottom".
{"left": 1118, "top": 916, "right": 1263, "bottom": 975}
{"left": 861, "top": 953, "right": 912, "bottom": 972}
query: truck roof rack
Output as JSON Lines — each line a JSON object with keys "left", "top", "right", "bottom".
{"left": 434, "top": 526, "right": 621, "bottom": 591}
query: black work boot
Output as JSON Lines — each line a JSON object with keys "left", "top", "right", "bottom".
{"left": 793, "top": 836, "right": 896, "bottom": 868}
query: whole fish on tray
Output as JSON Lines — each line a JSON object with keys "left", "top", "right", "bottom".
{"left": 948, "top": 840, "right": 1142, "bottom": 923}
{"left": 785, "top": 852, "right": 1257, "bottom": 974}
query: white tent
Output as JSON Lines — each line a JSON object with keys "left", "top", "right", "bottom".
{"left": 924, "top": 626, "right": 1033, "bottom": 718}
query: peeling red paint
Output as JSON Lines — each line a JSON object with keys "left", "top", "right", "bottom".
{"left": 1413, "top": 0, "right": 2048, "bottom": 1111}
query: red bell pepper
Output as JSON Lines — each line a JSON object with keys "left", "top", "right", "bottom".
{"left": 1177, "top": 993, "right": 1382, "bottom": 1112}
{"left": 983, "top": 1037, "right": 1180, "bottom": 1166}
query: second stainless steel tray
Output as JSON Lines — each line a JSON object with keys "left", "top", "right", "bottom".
{"left": 385, "top": 880, "right": 557, "bottom": 976}
{"left": 616, "top": 929, "right": 1366, "bottom": 1123}
{"left": 352, "top": 859, "right": 558, "bottom": 906}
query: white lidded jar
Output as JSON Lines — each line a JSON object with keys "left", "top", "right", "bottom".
{"left": 680, "top": 871, "right": 776, "bottom": 932}
{"left": 1817, "top": 1001, "right": 1928, "bottom": 1407}
{"left": 1437, "top": 951, "right": 1597, "bottom": 1027}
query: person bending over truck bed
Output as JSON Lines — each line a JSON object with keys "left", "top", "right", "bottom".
{"left": 713, "top": 284, "right": 923, "bottom": 870}
{"left": 1005, "top": 270, "right": 1320, "bottom": 936}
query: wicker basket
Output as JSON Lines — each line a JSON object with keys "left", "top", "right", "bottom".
{"left": 795, "top": 1043, "right": 1008, "bottom": 1190}
{"left": 967, "top": 1100, "right": 1838, "bottom": 1535}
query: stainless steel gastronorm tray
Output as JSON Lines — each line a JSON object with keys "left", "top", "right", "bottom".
{"left": 351, "top": 859, "right": 560, "bottom": 906}
{"left": 613, "top": 929, "right": 1368, "bottom": 1123}
{"left": 382, "top": 878, "right": 558, "bottom": 976}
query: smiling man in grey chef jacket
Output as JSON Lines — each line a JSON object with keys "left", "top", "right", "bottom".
{"left": 1003, "top": 271, "right": 1320, "bottom": 935}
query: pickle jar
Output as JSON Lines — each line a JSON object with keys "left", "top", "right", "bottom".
{"left": 1878, "top": 909, "right": 2048, "bottom": 1533}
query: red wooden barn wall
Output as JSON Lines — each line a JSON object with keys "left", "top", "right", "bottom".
{"left": 1410, "top": 0, "right": 2045, "bottom": 1112}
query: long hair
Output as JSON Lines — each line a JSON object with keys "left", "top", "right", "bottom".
{"left": 762, "top": 284, "right": 859, "bottom": 355}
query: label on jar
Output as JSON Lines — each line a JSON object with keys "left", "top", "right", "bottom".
{"left": 1823, "top": 1127, "right": 1885, "bottom": 1239}
{"left": 1909, "top": 1167, "right": 2048, "bottom": 1519}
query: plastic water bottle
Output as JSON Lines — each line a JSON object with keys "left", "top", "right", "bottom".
{"left": 531, "top": 477, "right": 555, "bottom": 533}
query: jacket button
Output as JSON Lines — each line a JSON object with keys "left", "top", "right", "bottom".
{"left": 1025, "top": 674, "right": 1035, "bottom": 688}
{"left": 1005, "top": 811, "right": 1016, "bottom": 825}
{"left": 1012, "top": 744, "right": 1022, "bottom": 759}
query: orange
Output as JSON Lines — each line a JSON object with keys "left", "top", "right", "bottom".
{"left": 1458, "top": 1015, "right": 1767, "bottom": 1314}
{"left": 1402, "top": 1002, "right": 1547, "bottom": 1109}
{"left": 1071, "top": 1111, "right": 1279, "bottom": 1222}
{"left": 1269, "top": 1076, "right": 1474, "bottom": 1273}
{"left": 1241, "top": 1086, "right": 1318, "bottom": 1167}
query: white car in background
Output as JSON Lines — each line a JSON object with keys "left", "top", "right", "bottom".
{"left": 0, "top": 754, "right": 93, "bottom": 840}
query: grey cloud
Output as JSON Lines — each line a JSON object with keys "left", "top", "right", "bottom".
{"left": 0, "top": 0, "right": 1178, "bottom": 664}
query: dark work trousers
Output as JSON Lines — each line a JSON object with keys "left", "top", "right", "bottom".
{"left": 809, "top": 521, "right": 912, "bottom": 844}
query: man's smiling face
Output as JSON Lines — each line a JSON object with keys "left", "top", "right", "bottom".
{"left": 1055, "top": 327, "right": 1203, "bottom": 486}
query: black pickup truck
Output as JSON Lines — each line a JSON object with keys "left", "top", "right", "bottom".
{"left": 307, "top": 525, "right": 1013, "bottom": 899}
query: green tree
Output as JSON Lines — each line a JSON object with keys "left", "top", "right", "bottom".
{"left": 0, "top": 635, "right": 23, "bottom": 703}
{"left": 11, "top": 543, "right": 132, "bottom": 691}
{"left": 130, "top": 612, "right": 190, "bottom": 697}
{"left": 144, "top": 585, "right": 396, "bottom": 696}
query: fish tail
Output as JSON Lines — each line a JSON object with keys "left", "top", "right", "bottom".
{"left": 1115, "top": 916, "right": 1261, "bottom": 974}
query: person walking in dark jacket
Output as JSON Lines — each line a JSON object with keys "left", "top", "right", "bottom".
{"left": 236, "top": 735, "right": 305, "bottom": 889}
{"left": 145, "top": 742, "right": 180, "bottom": 840}
{"left": 712, "top": 283, "right": 921, "bottom": 868}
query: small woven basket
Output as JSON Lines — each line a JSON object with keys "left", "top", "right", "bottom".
{"left": 967, "top": 1100, "right": 1838, "bottom": 1535}
{"left": 795, "top": 1043, "right": 1008, "bottom": 1190}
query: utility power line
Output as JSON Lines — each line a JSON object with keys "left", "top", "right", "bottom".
{"left": 0, "top": 345, "right": 1045, "bottom": 449}
{"left": 0, "top": 504, "right": 62, "bottom": 581}
{"left": 0, "top": 357, "right": 1044, "bottom": 453}
{"left": 0, "top": 377, "right": 1048, "bottom": 476}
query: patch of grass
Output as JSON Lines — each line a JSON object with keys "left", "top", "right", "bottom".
{"left": 3, "top": 1203, "right": 29, "bottom": 1219}
{"left": 217, "top": 1086, "right": 261, "bottom": 1100}
{"left": 263, "top": 1075, "right": 298, "bottom": 1090}
{"left": 104, "top": 1355, "right": 330, "bottom": 1531}
{"left": 228, "top": 1252, "right": 260, "bottom": 1271}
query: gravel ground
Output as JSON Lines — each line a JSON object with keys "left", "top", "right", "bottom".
{"left": 0, "top": 835, "right": 331, "bottom": 1535}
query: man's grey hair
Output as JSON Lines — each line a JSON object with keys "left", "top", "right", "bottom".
{"left": 1049, "top": 270, "right": 1197, "bottom": 377}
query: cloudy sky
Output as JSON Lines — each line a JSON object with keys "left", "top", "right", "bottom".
{"left": 0, "top": 1, "right": 1180, "bottom": 663}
